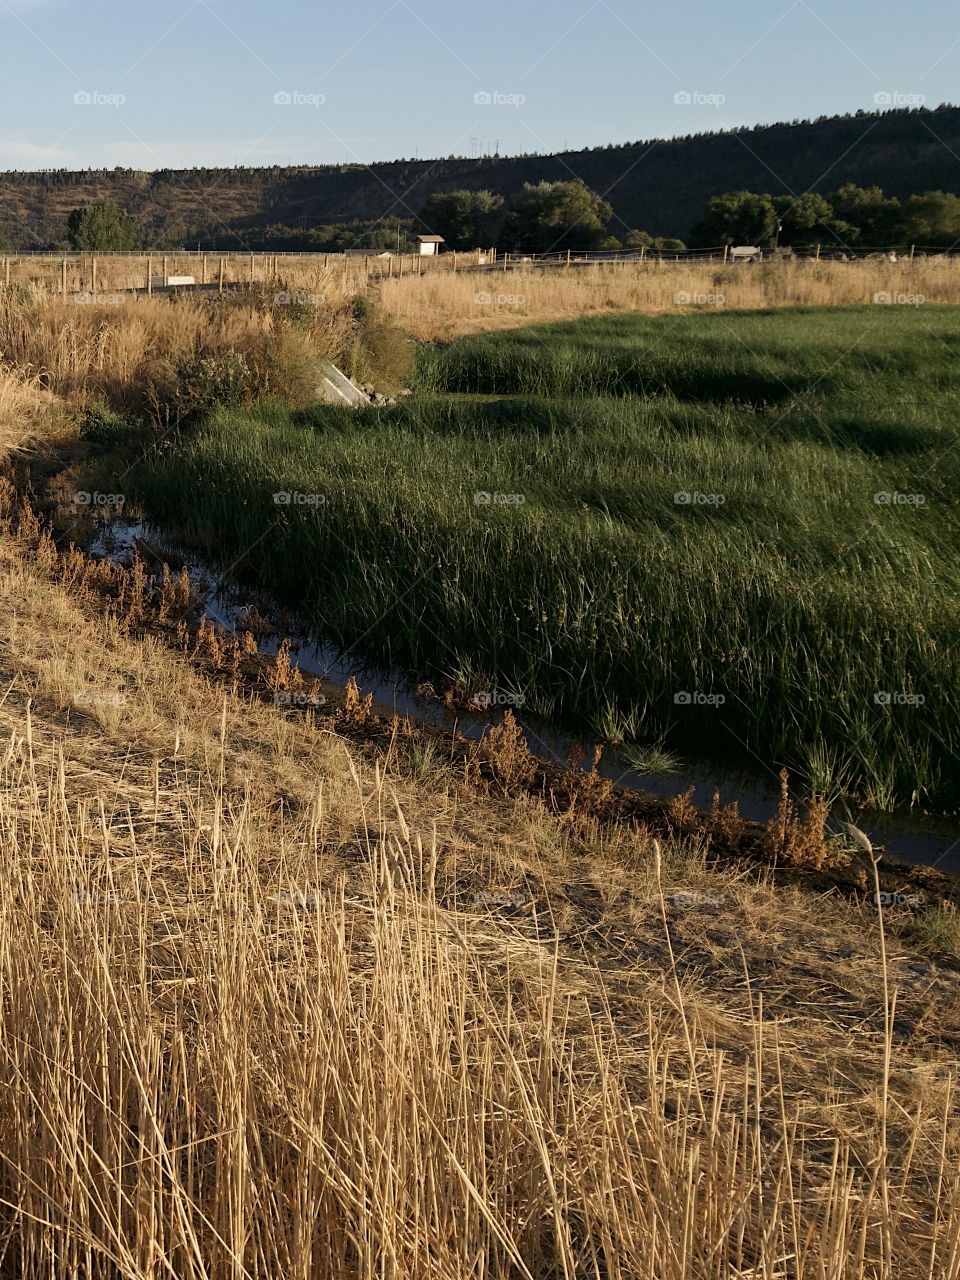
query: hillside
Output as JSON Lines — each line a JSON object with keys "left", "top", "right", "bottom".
{"left": 2, "top": 104, "right": 960, "bottom": 250}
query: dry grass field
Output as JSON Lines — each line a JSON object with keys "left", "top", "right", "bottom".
{"left": 2, "top": 257, "right": 959, "bottom": 409}
{"left": 382, "top": 255, "right": 960, "bottom": 339}
{"left": 0, "top": 514, "right": 958, "bottom": 1277}
{"left": 0, "top": 270, "right": 959, "bottom": 1275}
{"left": 6, "top": 253, "right": 960, "bottom": 348}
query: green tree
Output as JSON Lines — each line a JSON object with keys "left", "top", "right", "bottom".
{"left": 899, "top": 191, "right": 960, "bottom": 246}
{"left": 772, "top": 193, "right": 856, "bottom": 247}
{"left": 67, "top": 199, "right": 140, "bottom": 251}
{"left": 625, "top": 229, "right": 653, "bottom": 249}
{"left": 827, "top": 184, "right": 902, "bottom": 244}
{"left": 689, "top": 191, "right": 780, "bottom": 248}
{"left": 500, "top": 180, "right": 613, "bottom": 252}
{"left": 418, "top": 190, "right": 504, "bottom": 249}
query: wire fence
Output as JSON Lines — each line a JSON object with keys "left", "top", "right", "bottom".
{"left": 0, "top": 243, "right": 956, "bottom": 300}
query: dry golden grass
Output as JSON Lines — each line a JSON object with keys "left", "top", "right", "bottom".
{"left": 0, "top": 361, "right": 58, "bottom": 454}
{"left": 0, "top": 288, "right": 358, "bottom": 410}
{"left": 2, "top": 250, "right": 469, "bottom": 297}
{"left": 0, "top": 524, "right": 957, "bottom": 1275}
{"left": 380, "top": 256, "right": 960, "bottom": 339}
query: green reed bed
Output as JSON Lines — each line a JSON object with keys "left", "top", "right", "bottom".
{"left": 128, "top": 307, "right": 960, "bottom": 812}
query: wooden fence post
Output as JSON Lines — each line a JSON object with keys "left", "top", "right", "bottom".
{"left": 722, "top": 244, "right": 729, "bottom": 266}
{"left": 910, "top": 243, "right": 916, "bottom": 260}
{"left": 91, "top": 256, "right": 97, "bottom": 295}
{"left": 61, "top": 256, "right": 67, "bottom": 298}
{"left": 814, "top": 243, "right": 821, "bottom": 261}
{"left": 147, "top": 256, "right": 153, "bottom": 295}
{"left": 201, "top": 255, "right": 208, "bottom": 285}
{"left": 219, "top": 259, "right": 225, "bottom": 293}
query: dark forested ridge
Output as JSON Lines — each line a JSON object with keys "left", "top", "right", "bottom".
{"left": 3, "top": 105, "right": 960, "bottom": 249}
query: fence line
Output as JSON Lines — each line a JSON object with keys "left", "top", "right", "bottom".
{"left": 0, "top": 243, "right": 956, "bottom": 300}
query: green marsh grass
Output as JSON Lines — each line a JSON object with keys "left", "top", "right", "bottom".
{"left": 129, "top": 307, "right": 960, "bottom": 812}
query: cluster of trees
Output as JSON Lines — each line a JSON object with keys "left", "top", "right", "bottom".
{"left": 418, "top": 182, "right": 683, "bottom": 254}
{"left": 256, "top": 221, "right": 420, "bottom": 253}
{"left": 690, "top": 186, "right": 960, "bottom": 249}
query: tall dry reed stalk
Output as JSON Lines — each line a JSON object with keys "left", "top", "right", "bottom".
{"left": 0, "top": 714, "right": 955, "bottom": 1278}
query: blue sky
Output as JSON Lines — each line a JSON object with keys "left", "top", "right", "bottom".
{"left": 0, "top": 0, "right": 956, "bottom": 170}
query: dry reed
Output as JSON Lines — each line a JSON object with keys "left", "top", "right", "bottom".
{"left": 0, "top": 534, "right": 954, "bottom": 1277}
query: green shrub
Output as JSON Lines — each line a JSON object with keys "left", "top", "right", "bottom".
{"left": 0, "top": 282, "right": 33, "bottom": 306}
{"left": 78, "top": 403, "right": 133, "bottom": 447}
{"left": 346, "top": 294, "right": 414, "bottom": 392}
{"left": 255, "top": 329, "right": 322, "bottom": 409}
{"left": 906, "top": 903, "right": 960, "bottom": 959}
{"left": 173, "top": 349, "right": 253, "bottom": 421}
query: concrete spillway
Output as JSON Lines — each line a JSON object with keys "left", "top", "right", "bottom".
{"left": 317, "top": 360, "right": 366, "bottom": 407}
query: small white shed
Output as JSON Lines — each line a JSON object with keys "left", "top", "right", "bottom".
{"left": 417, "top": 235, "right": 445, "bottom": 257}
